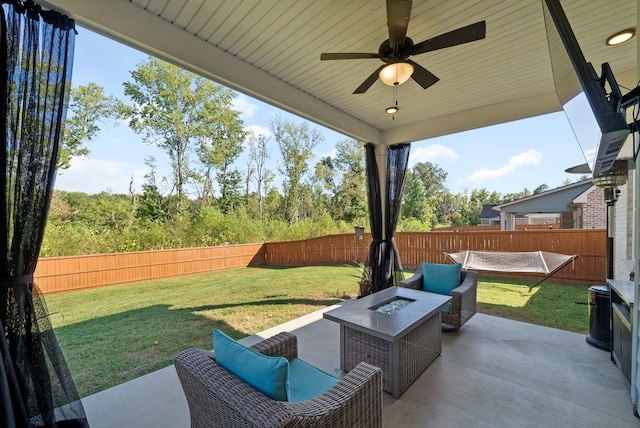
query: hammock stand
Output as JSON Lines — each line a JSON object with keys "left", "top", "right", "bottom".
{"left": 444, "top": 250, "right": 579, "bottom": 290}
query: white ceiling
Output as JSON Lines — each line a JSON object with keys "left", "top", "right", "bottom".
{"left": 37, "top": 0, "right": 637, "bottom": 146}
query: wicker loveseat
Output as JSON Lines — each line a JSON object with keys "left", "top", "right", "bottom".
{"left": 174, "top": 332, "right": 383, "bottom": 427}
{"left": 398, "top": 266, "right": 478, "bottom": 330}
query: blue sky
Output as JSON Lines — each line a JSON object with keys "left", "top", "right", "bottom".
{"left": 54, "top": 27, "right": 588, "bottom": 197}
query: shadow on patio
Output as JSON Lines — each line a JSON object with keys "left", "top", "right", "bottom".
{"left": 82, "top": 302, "right": 638, "bottom": 427}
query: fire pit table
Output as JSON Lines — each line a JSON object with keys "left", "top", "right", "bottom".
{"left": 323, "top": 286, "right": 451, "bottom": 398}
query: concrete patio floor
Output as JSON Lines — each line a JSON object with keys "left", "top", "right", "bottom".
{"left": 81, "top": 300, "right": 639, "bottom": 427}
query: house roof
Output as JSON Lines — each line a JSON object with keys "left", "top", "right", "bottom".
{"left": 480, "top": 204, "right": 499, "bottom": 219}
{"left": 572, "top": 185, "right": 599, "bottom": 205}
{"left": 494, "top": 180, "right": 594, "bottom": 213}
{"left": 36, "top": 0, "right": 637, "bottom": 147}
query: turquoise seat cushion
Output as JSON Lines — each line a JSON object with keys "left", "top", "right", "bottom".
{"left": 288, "top": 357, "right": 339, "bottom": 402}
{"left": 213, "top": 329, "right": 290, "bottom": 401}
{"left": 422, "top": 262, "right": 461, "bottom": 296}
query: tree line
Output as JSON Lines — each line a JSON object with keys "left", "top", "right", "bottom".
{"left": 43, "top": 57, "right": 578, "bottom": 257}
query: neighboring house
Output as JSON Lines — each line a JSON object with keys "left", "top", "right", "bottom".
{"left": 478, "top": 204, "right": 500, "bottom": 226}
{"left": 478, "top": 204, "right": 530, "bottom": 227}
{"left": 493, "top": 180, "right": 605, "bottom": 231}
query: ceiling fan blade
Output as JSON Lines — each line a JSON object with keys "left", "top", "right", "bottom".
{"left": 407, "top": 59, "right": 439, "bottom": 89}
{"left": 408, "top": 21, "right": 486, "bottom": 56}
{"left": 321, "top": 52, "right": 382, "bottom": 60}
{"left": 387, "top": 0, "right": 412, "bottom": 50}
{"left": 353, "top": 64, "right": 387, "bottom": 94}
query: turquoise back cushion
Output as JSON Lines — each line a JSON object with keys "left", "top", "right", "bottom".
{"left": 288, "top": 358, "right": 339, "bottom": 402}
{"left": 421, "top": 262, "right": 461, "bottom": 296}
{"left": 213, "top": 329, "right": 290, "bottom": 401}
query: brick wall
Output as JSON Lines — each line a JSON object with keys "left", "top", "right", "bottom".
{"left": 560, "top": 212, "right": 574, "bottom": 229}
{"left": 582, "top": 187, "right": 606, "bottom": 229}
{"left": 613, "top": 175, "right": 635, "bottom": 281}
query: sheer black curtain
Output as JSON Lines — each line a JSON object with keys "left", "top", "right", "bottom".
{"left": 365, "top": 144, "right": 384, "bottom": 292}
{"left": 365, "top": 143, "right": 410, "bottom": 293}
{"left": 384, "top": 144, "right": 410, "bottom": 289}
{"left": 1, "top": 2, "right": 87, "bottom": 427}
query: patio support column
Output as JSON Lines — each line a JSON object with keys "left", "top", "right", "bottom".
{"left": 375, "top": 143, "right": 388, "bottom": 240}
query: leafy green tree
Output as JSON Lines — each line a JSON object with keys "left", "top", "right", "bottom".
{"left": 217, "top": 169, "right": 244, "bottom": 213}
{"left": 309, "top": 156, "right": 334, "bottom": 219}
{"left": 502, "top": 187, "right": 532, "bottom": 203}
{"left": 331, "top": 140, "right": 367, "bottom": 224}
{"left": 409, "top": 162, "right": 448, "bottom": 224}
{"left": 262, "top": 186, "right": 284, "bottom": 221}
{"left": 466, "top": 188, "right": 491, "bottom": 225}
{"left": 401, "top": 170, "right": 429, "bottom": 222}
{"left": 412, "top": 162, "right": 448, "bottom": 199}
{"left": 270, "top": 117, "right": 324, "bottom": 224}
{"left": 448, "top": 191, "right": 471, "bottom": 226}
{"left": 137, "top": 157, "right": 166, "bottom": 222}
{"left": 60, "top": 83, "right": 118, "bottom": 169}
{"left": 435, "top": 190, "right": 455, "bottom": 225}
{"left": 138, "top": 185, "right": 166, "bottom": 222}
{"left": 120, "top": 57, "right": 243, "bottom": 215}
{"left": 196, "top": 100, "right": 247, "bottom": 213}
{"left": 533, "top": 184, "right": 549, "bottom": 194}
{"left": 247, "top": 133, "right": 272, "bottom": 221}
{"left": 55, "top": 191, "right": 134, "bottom": 230}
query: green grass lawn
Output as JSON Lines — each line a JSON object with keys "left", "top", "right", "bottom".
{"left": 45, "top": 265, "right": 589, "bottom": 398}
{"left": 476, "top": 277, "right": 589, "bottom": 333}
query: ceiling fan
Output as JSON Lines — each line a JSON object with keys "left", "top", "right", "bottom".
{"left": 320, "top": 0, "right": 486, "bottom": 94}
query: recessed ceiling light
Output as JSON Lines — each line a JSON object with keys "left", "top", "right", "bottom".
{"left": 606, "top": 29, "right": 635, "bottom": 46}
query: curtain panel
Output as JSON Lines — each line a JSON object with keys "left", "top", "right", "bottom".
{"left": 365, "top": 143, "right": 410, "bottom": 293}
{"left": 365, "top": 143, "right": 384, "bottom": 292}
{"left": 384, "top": 143, "right": 410, "bottom": 288}
{"left": 1, "top": 2, "right": 87, "bottom": 427}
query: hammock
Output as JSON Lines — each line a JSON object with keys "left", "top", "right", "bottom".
{"left": 444, "top": 250, "right": 579, "bottom": 289}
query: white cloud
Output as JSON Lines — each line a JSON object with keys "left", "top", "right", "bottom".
{"left": 242, "top": 125, "right": 273, "bottom": 151}
{"left": 463, "top": 149, "right": 543, "bottom": 182}
{"left": 232, "top": 94, "right": 258, "bottom": 121}
{"left": 410, "top": 144, "right": 460, "bottom": 164}
{"left": 244, "top": 124, "right": 272, "bottom": 139}
{"left": 55, "top": 157, "right": 148, "bottom": 195}
{"left": 317, "top": 146, "right": 337, "bottom": 160}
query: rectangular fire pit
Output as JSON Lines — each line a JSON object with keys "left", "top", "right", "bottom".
{"left": 323, "top": 287, "right": 451, "bottom": 398}
{"left": 371, "top": 297, "right": 415, "bottom": 314}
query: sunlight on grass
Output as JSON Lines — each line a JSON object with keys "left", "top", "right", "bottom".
{"left": 45, "top": 266, "right": 589, "bottom": 398}
{"left": 477, "top": 277, "right": 588, "bottom": 334}
{"left": 46, "top": 265, "right": 358, "bottom": 397}
{"left": 478, "top": 281, "right": 541, "bottom": 308}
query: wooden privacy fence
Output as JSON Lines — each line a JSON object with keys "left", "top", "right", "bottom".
{"left": 34, "top": 229, "right": 606, "bottom": 294}
{"left": 35, "top": 244, "right": 265, "bottom": 294}
{"left": 263, "top": 234, "right": 371, "bottom": 266}
{"left": 396, "top": 229, "right": 605, "bottom": 285}
{"left": 265, "top": 229, "right": 607, "bottom": 285}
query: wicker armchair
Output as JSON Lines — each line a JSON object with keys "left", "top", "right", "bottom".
{"left": 174, "top": 332, "right": 382, "bottom": 428}
{"left": 398, "top": 267, "right": 478, "bottom": 331}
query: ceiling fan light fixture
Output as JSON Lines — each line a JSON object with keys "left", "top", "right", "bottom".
{"left": 606, "top": 29, "right": 635, "bottom": 46}
{"left": 386, "top": 106, "right": 398, "bottom": 114}
{"left": 379, "top": 62, "right": 414, "bottom": 86}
